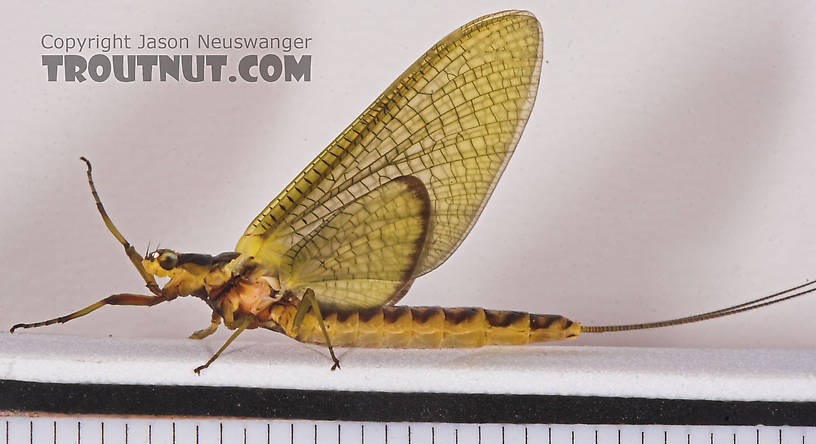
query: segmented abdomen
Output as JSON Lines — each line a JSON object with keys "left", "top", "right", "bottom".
{"left": 292, "top": 306, "right": 581, "bottom": 348}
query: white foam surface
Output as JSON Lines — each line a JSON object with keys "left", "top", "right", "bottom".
{"left": 2, "top": 334, "right": 814, "bottom": 402}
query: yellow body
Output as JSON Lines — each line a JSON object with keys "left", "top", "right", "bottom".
{"left": 274, "top": 306, "right": 580, "bottom": 348}
{"left": 186, "top": 254, "right": 581, "bottom": 348}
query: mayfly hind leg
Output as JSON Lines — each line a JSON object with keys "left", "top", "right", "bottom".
{"left": 10, "top": 293, "right": 169, "bottom": 333}
{"left": 194, "top": 316, "right": 252, "bottom": 375}
{"left": 189, "top": 311, "right": 222, "bottom": 339}
{"left": 80, "top": 157, "right": 162, "bottom": 296}
{"left": 293, "top": 288, "right": 341, "bottom": 370}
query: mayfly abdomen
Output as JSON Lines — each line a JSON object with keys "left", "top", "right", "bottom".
{"left": 292, "top": 306, "right": 582, "bottom": 348}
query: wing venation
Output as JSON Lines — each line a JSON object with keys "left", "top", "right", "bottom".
{"left": 237, "top": 11, "right": 543, "bottom": 307}
{"left": 284, "top": 176, "right": 430, "bottom": 310}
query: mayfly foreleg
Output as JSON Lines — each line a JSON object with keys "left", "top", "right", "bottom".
{"left": 80, "top": 157, "right": 161, "bottom": 296}
{"left": 189, "top": 311, "right": 222, "bottom": 339}
{"left": 193, "top": 316, "right": 252, "bottom": 375}
{"left": 10, "top": 293, "right": 169, "bottom": 333}
{"left": 293, "top": 288, "right": 341, "bottom": 370}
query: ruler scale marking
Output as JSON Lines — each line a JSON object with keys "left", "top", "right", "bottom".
{"left": 4, "top": 421, "right": 816, "bottom": 444}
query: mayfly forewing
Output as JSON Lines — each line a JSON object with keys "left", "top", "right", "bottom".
{"left": 236, "top": 11, "right": 543, "bottom": 308}
{"left": 284, "top": 176, "right": 430, "bottom": 310}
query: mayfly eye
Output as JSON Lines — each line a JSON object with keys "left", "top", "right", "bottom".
{"left": 158, "top": 251, "right": 178, "bottom": 270}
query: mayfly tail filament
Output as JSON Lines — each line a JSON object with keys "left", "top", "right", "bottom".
{"left": 581, "top": 279, "right": 816, "bottom": 333}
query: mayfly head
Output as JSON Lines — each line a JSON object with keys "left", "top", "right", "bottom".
{"left": 143, "top": 248, "right": 179, "bottom": 277}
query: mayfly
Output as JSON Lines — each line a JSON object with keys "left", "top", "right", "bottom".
{"left": 11, "top": 11, "right": 815, "bottom": 373}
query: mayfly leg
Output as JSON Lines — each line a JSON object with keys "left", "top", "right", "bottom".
{"left": 80, "top": 157, "right": 161, "bottom": 296}
{"left": 194, "top": 317, "right": 252, "bottom": 375}
{"left": 10, "top": 158, "right": 172, "bottom": 334}
{"left": 293, "top": 288, "right": 341, "bottom": 370}
{"left": 189, "top": 311, "right": 222, "bottom": 339}
{"left": 10, "top": 293, "right": 168, "bottom": 333}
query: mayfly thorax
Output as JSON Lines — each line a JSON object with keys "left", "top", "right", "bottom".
{"left": 11, "top": 11, "right": 816, "bottom": 373}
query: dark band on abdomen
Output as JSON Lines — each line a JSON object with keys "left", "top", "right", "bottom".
{"left": 291, "top": 305, "right": 582, "bottom": 348}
